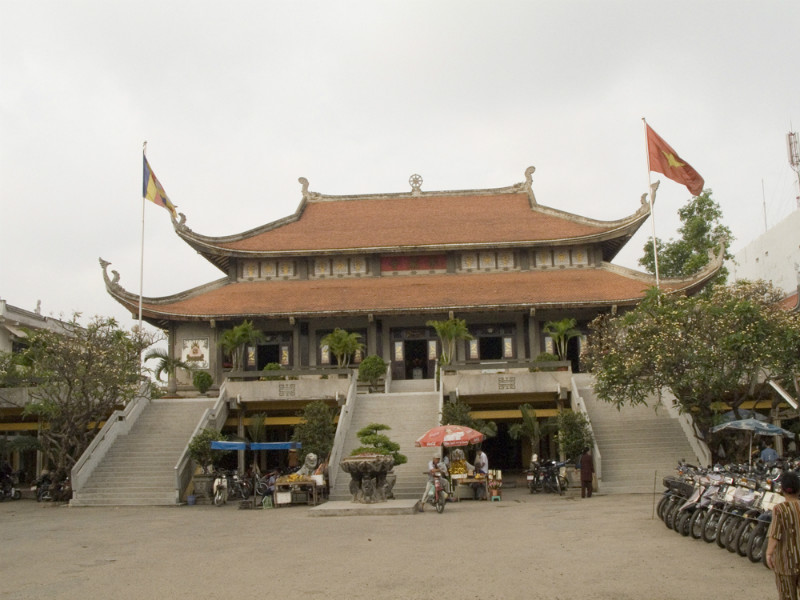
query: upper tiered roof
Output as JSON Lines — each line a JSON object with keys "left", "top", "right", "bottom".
{"left": 173, "top": 169, "right": 651, "bottom": 272}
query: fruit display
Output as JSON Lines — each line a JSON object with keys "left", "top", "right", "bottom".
{"left": 449, "top": 460, "right": 468, "bottom": 475}
{"left": 277, "top": 473, "right": 313, "bottom": 484}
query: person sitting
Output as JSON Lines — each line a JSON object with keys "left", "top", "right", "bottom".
{"left": 761, "top": 443, "right": 779, "bottom": 464}
{"left": 472, "top": 448, "right": 489, "bottom": 500}
{"left": 420, "top": 455, "right": 450, "bottom": 508}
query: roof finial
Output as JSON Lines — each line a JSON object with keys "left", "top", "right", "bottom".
{"left": 299, "top": 177, "right": 309, "bottom": 200}
{"left": 409, "top": 173, "right": 423, "bottom": 196}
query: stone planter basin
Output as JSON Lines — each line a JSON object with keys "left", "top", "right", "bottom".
{"left": 339, "top": 454, "right": 395, "bottom": 503}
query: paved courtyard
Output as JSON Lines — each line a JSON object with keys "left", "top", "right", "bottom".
{"left": 1, "top": 486, "right": 773, "bottom": 600}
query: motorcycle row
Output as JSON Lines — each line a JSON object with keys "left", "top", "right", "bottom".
{"left": 527, "top": 457, "right": 569, "bottom": 495}
{"left": 657, "top": 459, "right": 794, "bottom": 565}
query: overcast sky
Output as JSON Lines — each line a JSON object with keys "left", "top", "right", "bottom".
{"left": 1, "top": 1, "right": 798, "bottom": 332}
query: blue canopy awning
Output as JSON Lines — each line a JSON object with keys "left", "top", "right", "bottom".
{"left": 210, "top": 441, "right": 302, "bottom": 451}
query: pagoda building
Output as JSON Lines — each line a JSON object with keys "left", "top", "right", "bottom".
{"left": 102, "top": 166, "right": 721, "bottom": 386}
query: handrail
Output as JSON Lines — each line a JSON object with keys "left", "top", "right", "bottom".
{"left": 71, "top": 381, "right": 150, "bottom": 494}
{"left": 660, "top": 388, "right": 712, "bottom": 467}
{"left": 173, "top": 381, "right": 230, "bottom": 503}
{"left": 570, "top": 376, "right": 602, "bottom": 481}
{"left": 326, "top": 370, "right": 358, "bottom": 491}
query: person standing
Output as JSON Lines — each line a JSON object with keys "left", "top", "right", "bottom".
{"left": 767, "top": 471, "right": 800, "bottom": 599}
{"left": 579, "top": 447, "right": 594, "bottom": 499}
{"left": 472, "top": 448, "right": 489, "bottom": 500}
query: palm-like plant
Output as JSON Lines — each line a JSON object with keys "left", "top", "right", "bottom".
{"left": 220, "top": 320, "right": 264, "bottom": 372}
{"left": 320, "top": 328, "right": 364, "bottom": 367}
{"left": 143, "top": 348, "right": 194, "bottom": 394}
{"left": 542, "top": 318, "right": 580, "bottom": 361}
{"left": 426, "top": 318, "right": 473, "bottom": 365}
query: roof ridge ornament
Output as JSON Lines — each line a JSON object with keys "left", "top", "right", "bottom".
{"left": 409, "top": 173, "right": 423, "bottom": 196}
{"left": 524, "top": 166, "right": 537, "bottom": 206}
{"left": 299, "top": 177, "right": 310, "bottom": 200}
{"left": 98, "top": 258, "right": 121, "bottom": 290}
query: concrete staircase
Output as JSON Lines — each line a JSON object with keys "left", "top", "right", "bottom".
{"left": 574, "top": 374, "right": 699, "bottom": 494}
{"left": 330, "top": 382, "right": 440, "bottom": 501}
{"left": 70, "top": 399, "right": 214, "bottom": 506}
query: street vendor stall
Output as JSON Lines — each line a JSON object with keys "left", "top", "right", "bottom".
{"left": 415, "top": 425, "right": 488, "bottom": 502}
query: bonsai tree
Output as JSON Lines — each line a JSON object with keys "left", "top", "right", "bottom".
{"left": 358, "top": 355, "right": 387, "bottom": 392}
{"left": 188, "top": 427, "right": 229, "bottom": 474}
{"left": 542, "top": 318, "right": 580, "bottom": 361}
{"left": 291, "top": 400, "right": 336, "bottom": 462}
{"left": 350, "top": 423, "right": 407, "bottom": 466}
{"left": 426, "top": 318, "right": 473, "bottom": 365}
{"left": 550, "top": 410, "right": 594, "bottom": 464}
{"left": 219, "top": 320, "right": 264, "bottom": 372}
{"left": 192, "top": 370, "right": 213, "bottom": 395}
{"left": 143, "top": 348, "right": 194, "bottom": 394}
{"left": 320, "top": 328, "right": 364, "bottom": 367}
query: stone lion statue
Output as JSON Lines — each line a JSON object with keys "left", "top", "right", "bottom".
{"left": 297, "top": 452, "right": 318, "bottom": 476}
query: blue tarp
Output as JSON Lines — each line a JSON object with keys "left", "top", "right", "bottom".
{"left": 210, "top": 441, "right": 302, "bottom": 451}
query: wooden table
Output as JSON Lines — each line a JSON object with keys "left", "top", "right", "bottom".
{"left": 274, "top": 481, "right": 320, "bottom": 507}
{"left": 452, "top": 476, "right": 488, "bottom": 501}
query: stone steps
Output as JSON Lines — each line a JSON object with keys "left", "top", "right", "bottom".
{"left": 574, "top": 373, "right": 698, "bottom": 494}
{"left": 70, "top": 399, "right": 213, "bottom": 507}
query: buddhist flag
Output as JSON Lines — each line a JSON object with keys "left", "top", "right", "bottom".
{"left": 645, "top": 124, "right": 705, "bottom": 196}
{"left": 142, "top": 156, "right": 177, "bottom": 219}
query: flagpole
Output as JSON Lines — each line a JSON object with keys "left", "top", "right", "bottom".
{"left": 139, "top": 141, "right": 146, "bottom": 332}
{"left": 642, "top": 118, "right": 661, "bottom": 290}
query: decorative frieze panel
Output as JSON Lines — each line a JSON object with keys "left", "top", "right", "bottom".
{"left": 458, "top": 251, "right": 516, "bottom": 273}
{"left": 312, "top": 256, "right": 372, "bottom": 278}
{"left": 238, "top": 259, "right": 295, "bottom": 281}
{"left": 531, "top": 247, "right": 590, "bottom": 269}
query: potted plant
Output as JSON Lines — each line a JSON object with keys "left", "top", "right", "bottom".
{"left": 143, "top": 348, "right": 194, "bottom": 395}
{"left": 260, "top": 362, "right": 282, "bottom": 381}
{"left": 426, "top": 318, "right": 473, "bottom": 366}
{"left": 530, "top": 352, "right": 560, "bottom": 372}
{"left": 192, "top": 370, "right": 213, "bottom": 395}
{"left": 542, "top": 318, "right": 580, "bottom": 362}
{"left": 320, "top": 328, "right": 364, "bottom": 368}
{"left": 219, "top": 320, "right": 264, "bottom": 373}
{"left": 358, "top": 355, "right": 387, "bottom": 392}
{"left": 488, "top": 476, "right": 502, "bottom": 498}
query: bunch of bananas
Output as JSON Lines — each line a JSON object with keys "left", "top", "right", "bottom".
{"left": 449, "top": 460, "right": 468, "bottom": 475}
{"left": 278, "top": 473, "right": 312, "bottom": 483}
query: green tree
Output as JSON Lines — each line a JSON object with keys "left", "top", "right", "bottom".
{"left": 542, "top": 318, "right": 580, "bottom": 361}
{"left": 509, "top": 404, "right": 545, "bottom": 453}
{"left": 440, "top": 398, "right": 498, "bottom": 439}
{"left": 320, "top": 328, "right": 364, "bottom": 368}
{"left": 192, "top": 371, "right": 213, "bottom": 395}
{"left": 188, "top": 427, "right": 229, "bottom": 474}
{"left": 291, "top": 400, "right": 336, "bottom": 462}
{"left": 639, "top": 190, "right": 732, "bottom": 288}
{"left": 350, "top": 423, "right": 407, "bottom": 466}
{"left": 551, "top": 411, "right": 593, "bottom": 463}
{"left": 358, "top": 355, "right": 387, "bottom": 392}
{"left": 220, "top": 320, "right": 264, "bottom": 372}
{"left": 143, "top": 348, "right": 194, "bottom": 394}
{"left": 426, "top": 318, "right": 473, "bottom": 365}
{"left": 585, "top": 282, "right": 800, "bottom": 439}
{"left": 19, "top": 315, "right": 153, "bottom": 475}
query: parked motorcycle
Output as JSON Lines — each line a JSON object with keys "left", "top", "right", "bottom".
{"left": 420, "top": 470, "right": 447, "bottom": 513}
{"left": 213, "top": 471, "right": 228, "bottom": 506}
{"left": 226, "top": 471, "right": 252, "bottom": 500}
{"left": 0, "top": 470, "right": 22, "bottom": 501}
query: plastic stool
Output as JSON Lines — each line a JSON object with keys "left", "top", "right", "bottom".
{"left": 491, "top": 494, "right": 501, "bottom": 502}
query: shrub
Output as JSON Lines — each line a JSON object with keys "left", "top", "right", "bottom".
{"left": 358, "top": 355, "right": 387, "bottom": 392}
{"left": 188, "top": 428, "right": 228, "bottom": 474}
{"left": 192, "top": 371, "right": 213, "bottom": 394}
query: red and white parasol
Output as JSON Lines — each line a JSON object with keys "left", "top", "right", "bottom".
{"left": 415, "top": 425, "right": 485, "bottom": 448}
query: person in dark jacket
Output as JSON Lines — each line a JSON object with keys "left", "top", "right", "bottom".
{"left": 579, "top": 447, "right": 594, "bottom": 498}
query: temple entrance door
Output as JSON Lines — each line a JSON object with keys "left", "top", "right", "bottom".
{"left": 478, "top": 336, "right": 503, "bottom": 360}
{"left": 257, "top": 344, "right": 280, "bottom": 370}
{"left": 404, "top": 339, "right": 428, "bottom": 380}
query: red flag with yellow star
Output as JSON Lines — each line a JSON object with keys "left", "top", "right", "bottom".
{"left": 645, "top": 124, "right": 704, "bottom": 196}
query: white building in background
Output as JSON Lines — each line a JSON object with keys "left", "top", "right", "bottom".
{"left": 727, "top": 209, "right": 800, "bottom": 298}
{"left": 0, "top": 298, "right": 69, "bottom": 354}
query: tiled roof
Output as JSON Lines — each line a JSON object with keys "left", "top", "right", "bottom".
{"left": 779, "top": 291, "right": 799, "bottom": 312}
{"left": 117, "top": 267, "right": 694, "bottom": 321}
{"left": 179, "top": 192, "right": 648, "bottom": 255}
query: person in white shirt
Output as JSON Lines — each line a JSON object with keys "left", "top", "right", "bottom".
{"left": 421, "top": 455, "right": 450, "bottom": 506}
{"left": 472, "top": 448, "right": 489, "bottom": 500}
